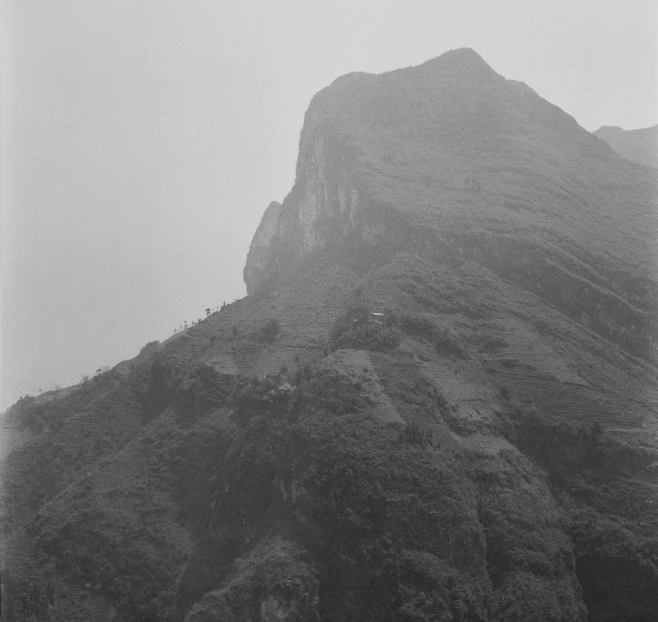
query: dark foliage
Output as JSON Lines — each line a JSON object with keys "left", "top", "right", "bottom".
{"left": 328, "top": 302, "right": 401, "bottom": 353}
{"left": 503, "top": 402, "right": 658, "bottom": 620}
{"left": 510, "top": 402, "right": 658, "bottom": 478}
{"left": 257, "top": 318, "right": 282, "bottom": 343}
{"left": 177, "top": 364, "right": 236, "bottom": 415}
{"left": 565, "top": 510, "right": 658, "bottom": 621}
{"left": 398, "top": 421, "right": 434, "bottom": 447}
{"left": 434, "top": 326, "right": 465, "bottom": 358}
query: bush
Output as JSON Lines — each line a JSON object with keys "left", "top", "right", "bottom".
{"left": 258, "top": 319, "right": 281, "bottom": 343}
{"left": 139, "top": 341, "right": 160, "bottom": 355}
{"left": 398, "top": 314, "right": 436, "bottom": 341}
{"left": 177, "top": 364, "right": 235, "bottom": 414}
{"left": 328, "top": 303, "right": 400, "bottom": 353}
{"left": 234, "top": 374, "right": 295, "bottom": 422}
{"left": 399, "top": 422, "right": 434, "bottom": 447}
{"left": 434, "top": 327, "right": 464, "bottom": 357}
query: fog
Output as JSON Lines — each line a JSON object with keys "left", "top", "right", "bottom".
{"left": 2, "top": 0, "right": 657, "bottom": 407}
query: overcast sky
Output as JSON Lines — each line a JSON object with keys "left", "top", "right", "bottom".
{"left": 1, "top": 0, "right": 657, "bottom": 408}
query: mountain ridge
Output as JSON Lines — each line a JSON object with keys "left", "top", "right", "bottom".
{"left": 594, "top": 124, "right": 658, "bottom": 168}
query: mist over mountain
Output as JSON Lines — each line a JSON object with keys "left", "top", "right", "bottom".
{"left": 2, "top": 49, "right": 658, "bottom": 621}
{"left": 594, "top": 124, "right": 658, "bottom": 168}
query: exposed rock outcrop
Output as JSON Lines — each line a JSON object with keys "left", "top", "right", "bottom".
{"left": 244, "top": 200, "right": 283, "bottom": 294}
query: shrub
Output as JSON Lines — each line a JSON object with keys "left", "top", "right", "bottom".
{"left": 399, "top": 422, "right": 434, "bottom": 447}
{"left": 328, "top": 303, "right": 400, "bottom": 353}
{"left": 177, "top": 364, "right": 235, "bottom": 414}
{"left": 258, "top": 319, "right": 281, "bottom": 343}
{"left": 434, "top": 327, "right": 464, "bottom": 357}
{"left": 234, "top": 374, "right": 295, "bottom": 423}
{"left": 139, "top": 341, "right": 160, "bottom": 355}
{"left": 399, "top": 314, "right": 436, "bottom": 341}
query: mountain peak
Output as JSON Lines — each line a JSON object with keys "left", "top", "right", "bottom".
{"left": 416, "top": 47, "right": 499, "bottom": 80}
{"left": 423, "top": 46, "right": 488, "bottom": 66}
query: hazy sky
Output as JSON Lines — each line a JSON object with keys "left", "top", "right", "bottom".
{"left": 2, "top": 0, "right": 657, "bottom": 407}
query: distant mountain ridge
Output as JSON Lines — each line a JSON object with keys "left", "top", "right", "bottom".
{"left": 3, "top": 49, "right": 658, "bottom": 621}
{"left": 594, "top": 124, "right": 658, "bottom": 168}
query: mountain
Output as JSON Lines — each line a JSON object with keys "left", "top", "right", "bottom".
{"left": 2, "top": 49, "right": 658, "bottom": 621}
{"left": 594, "top": 124, "right": 658, "bottom": 168}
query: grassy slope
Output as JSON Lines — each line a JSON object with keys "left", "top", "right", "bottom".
{"left": 3, "top": 251, "right": 657, "bottom": 620}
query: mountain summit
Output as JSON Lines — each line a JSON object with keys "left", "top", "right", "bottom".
{"left": 246, "top": 48, "right": 657, "bottom": 361}
{"left": 3, "top": 51, "right": 658, "bottom": 621}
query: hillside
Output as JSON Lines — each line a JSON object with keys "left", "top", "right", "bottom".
{"left": 594, "top": 124, "right": 658, "bottom": 168}
{"left": 2, "top": 48, "right": 658, "bottom": 621}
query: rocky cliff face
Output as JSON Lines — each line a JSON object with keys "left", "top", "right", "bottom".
{"left": 244, "top": 124, "right": 365, "bottom": 294}
{"left": 243, "top": 201, "right": 283, "bottom": 294}
{"left": 3, "top": 49, "right": 658, "bottom": 622}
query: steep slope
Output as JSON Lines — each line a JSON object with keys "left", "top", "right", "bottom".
{"left": 2, "top": 49, "right": 658, "bottom": 621}
{"left": 594, "top": 124, "right": 658, "bottom": 168}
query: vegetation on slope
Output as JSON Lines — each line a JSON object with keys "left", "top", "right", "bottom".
{"left": 4, "top": 48, "right": 658, "bottom": 621}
